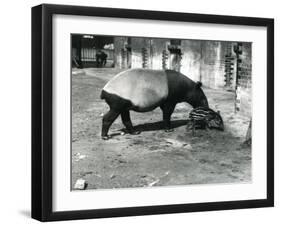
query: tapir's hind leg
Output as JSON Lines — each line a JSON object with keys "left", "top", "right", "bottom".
{"left": 160, "top": 103, "right": 176, "bottom": 132}
{"left": 101, "top": 109, "right": 120, "bottom": 140}
{"left": 101, "top": 90, "right": 134, "bottom": 139}
{"left": 121, "top": 111, "right": 140, "bottom": 135}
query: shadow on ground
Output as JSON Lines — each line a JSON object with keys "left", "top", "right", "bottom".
{"left": 132, "top": 120, "right": 188, "bottom": 132}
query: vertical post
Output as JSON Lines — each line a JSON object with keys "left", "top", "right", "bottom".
{"left": 224, "top": 43, "right": 234, "bottom": 89}
{"left": 234, "top": 42, "right": 243, "bottom": 113}
{"left": 142, "top": 48, "right": 148, "bottom": 68}
{"left": 245, "top": 119, "right": 252, "bottom": 145}
{"left": 149, "top": 39, "right": 153, "bottom": 69}
{"left": 162, "top": 50, "right": 169, "bottom": 69}
{"left": 77, "top": 35, "right": 83, "bottom": 68}
{"left": 121, "top": 48, "right": 126, "bottom": 69}
{"left": 199, "top": 41, "right": 203, "bottom": 82}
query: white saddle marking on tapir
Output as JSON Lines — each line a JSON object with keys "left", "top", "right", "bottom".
{"left": 103, "top": 69, "right": 169, "bottom": 109}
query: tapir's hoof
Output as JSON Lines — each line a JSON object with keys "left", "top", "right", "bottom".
{"left": 129, "top": 131, "right": 141, "bottom": 135}
{"left": 101, "top": 135, "right": 111, "bottom": 140}
{"left": 165, "top": 128, "right": 174, "bottom": 132}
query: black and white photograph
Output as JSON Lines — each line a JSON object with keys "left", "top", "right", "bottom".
{"left": 71, "top": 34, "right": 252, "bottom": 190}
{"left": 0, "top": 0, "right": 277, "bottom": 224}
{"left": 30, "top": 2, "right": 273, "bottom": 222}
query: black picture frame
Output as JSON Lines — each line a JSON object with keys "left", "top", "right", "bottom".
{"left": 32, "top": 4, "right": 274, "bottom": 222}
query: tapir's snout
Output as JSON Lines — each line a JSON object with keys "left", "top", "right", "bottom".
{"left": 209, "top": 113, "right": 224, "bottom": 131}
{"left": 219, "top": 124, "right": 225, "bottom": 131}
{"left": 190, "top": 81, "right": 209, "bottom": 108}
{"left": 201, "top": 98, "right": 209, "bottom": 108}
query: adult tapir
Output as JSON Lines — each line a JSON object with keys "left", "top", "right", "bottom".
{"left": 100, "top": 68, "right": 209, "bottom": 140}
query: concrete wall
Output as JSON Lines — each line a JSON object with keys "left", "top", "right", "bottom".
{"left": 236, "top": 42, "right": 252, "bottom": 117}
{"left": 150, "top": 39, "right": 167, "bottom": 70}
{"left": 113, "top": 38, "right": 251, "bottom": 93}
{"left": 200, "top": 41, "right": 228, "bottom": 89}
{"left": 114, "top": 37, "right": 128, "bottom": 68}
{"left": 180, "top": 40, "right": 201, "bottom": 81}
{"left": 131, "top": 38, "right": 149, "bottom": 68}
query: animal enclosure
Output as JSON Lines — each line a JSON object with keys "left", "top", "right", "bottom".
{"left": 71, "top": 35, "right": 252, "bottom": 190}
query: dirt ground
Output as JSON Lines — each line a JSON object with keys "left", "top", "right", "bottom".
{"left": 71, "top": 68, "right": 251, "bottom": 190}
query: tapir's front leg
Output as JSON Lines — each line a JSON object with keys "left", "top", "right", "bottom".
{"left": 160, "top": 103, "right": 176, "bottom": 132}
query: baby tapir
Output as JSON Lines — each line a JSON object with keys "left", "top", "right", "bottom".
{"left": 188, "top": 106, "right": 224, "bottom": 134}
{"left": 100, "top": 68, "right": 209, "bottom": 140}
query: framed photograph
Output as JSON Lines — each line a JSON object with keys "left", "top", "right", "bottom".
{"left": 32, "top": 4, "right": 274, "bottom": 221}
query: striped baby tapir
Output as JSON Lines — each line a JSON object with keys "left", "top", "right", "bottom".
{"left": 100, "top": 68, "right": 209, "bottom": 140}
{"left": 188, "top": 107, "right": 224, "bottom": 134}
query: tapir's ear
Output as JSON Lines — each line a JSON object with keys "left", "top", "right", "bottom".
{"left": 217, "top": 110, "right": 221, "bottom": 115}
{"left": 196, "top": 81, "right": 202, "bottom": 88}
